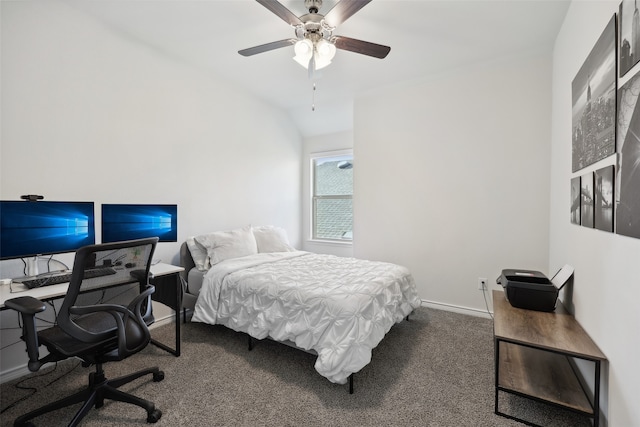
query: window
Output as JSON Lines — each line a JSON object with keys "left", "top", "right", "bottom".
{"left": 311, "top": 151, "right": 353, "bottom": 241}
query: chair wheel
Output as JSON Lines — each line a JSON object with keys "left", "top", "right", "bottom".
{"left": 147, "top": 408, "right": 162, "bottom": 423}
{"left": 153, "top": 371, "right": 165, "bottom": 382}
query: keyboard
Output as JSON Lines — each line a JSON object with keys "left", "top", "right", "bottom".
{"left": 18, "top": 267, "right": 118, "bottom": 289}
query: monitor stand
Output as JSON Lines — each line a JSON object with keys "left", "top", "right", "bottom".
{"left": 26, "top": 255, "right": 39, "bottom": 277}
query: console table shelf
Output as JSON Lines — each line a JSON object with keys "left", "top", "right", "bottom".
{"left": 493, "top": 290, "right": 606, "bottom": 426}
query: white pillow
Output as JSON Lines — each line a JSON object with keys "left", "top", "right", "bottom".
{"left": 252, "top": 226, "right": 295, "bottom": 253}
{"left": 195, "top": 226, "right": 258, "bottom": 266}
{"left": 186, "top": 236, "right": 210, "bottom": 271}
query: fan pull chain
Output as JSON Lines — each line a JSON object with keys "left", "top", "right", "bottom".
{"left": 311, "top": 82, "right": 316, "bottom": 112}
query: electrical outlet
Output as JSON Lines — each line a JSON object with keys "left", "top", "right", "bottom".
{"left": 478, "top": 277, "right": 488, "bottom": 291}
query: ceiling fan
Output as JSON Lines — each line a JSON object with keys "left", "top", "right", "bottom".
{"left": 238, "top": 0, "right": 390, "bottom": 76}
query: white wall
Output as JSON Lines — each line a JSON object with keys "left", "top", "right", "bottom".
{"left": 0, "top": 0, "right": 301, "bottom": 380}
{"left": 301, "top": 131, "right": 354, "bottom": 257}
{"left": 550, "top": 2, "right": 640, "bottom": 426}
{"left": 353, "top": 51, "right": 553, "bottom": 314}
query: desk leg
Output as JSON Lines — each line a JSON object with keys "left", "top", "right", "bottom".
{"left": 494, "top": 338, "right": 500, "bottom": 415}
{"left": 149, "top": 273, "right": 182, "bottom": 357}
{"left": 594, "top": 360, "right": 601, "bottom": 427}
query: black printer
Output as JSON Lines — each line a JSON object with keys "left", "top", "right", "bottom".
{"left": 496, "top": 265, "right": 573, "bottom": 312}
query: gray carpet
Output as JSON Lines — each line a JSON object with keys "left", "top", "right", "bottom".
{"left": 0, "top": 307, "right": 592, "bottom": 426}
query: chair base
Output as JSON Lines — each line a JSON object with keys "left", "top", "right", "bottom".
{"left": 14, "top": 364, "right": 164, "bottom": 427}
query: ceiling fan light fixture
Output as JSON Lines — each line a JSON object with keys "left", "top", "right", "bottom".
{"left": 294, "top": 38, "right": 313, "bottom": 57}
{"left": 293, "top": 38, "right": 313, "bottom": 68}
{"left": 313, "top": 55, "right": 332, "bottom": 71}
{"left": 316, "top": 38, "right": 336, "bottom": 61}
{"left": 293, "top": 38, "right": 336, "bottom": 71}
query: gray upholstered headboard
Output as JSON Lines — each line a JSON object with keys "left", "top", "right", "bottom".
{"left": 179, "top": 242, "right": 199, "bottom": 313}
{"left": 179, "top": 242, "right": 195, "bottom": 283}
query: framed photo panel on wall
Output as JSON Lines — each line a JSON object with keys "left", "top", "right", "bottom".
{"left": 571, "top": 15, "right": 617, "bottom": 173}
{"left": 594, "top": 165, "right": 615, "bottom": 232}
{"left": 571, "top": 176, "right": 581, "bottom": 225}
{"left": 581, "top": 172, "right": 595, "bottom": 228}
{"left": 619, "top": 0, "right": 640, "bottom": 78}
{"left": 616, "top": 69, "right": 640, "bottom": 239}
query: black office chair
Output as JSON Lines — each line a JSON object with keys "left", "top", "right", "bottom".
{"left": 5, "top": 238, "right": 164, "bottom": 427}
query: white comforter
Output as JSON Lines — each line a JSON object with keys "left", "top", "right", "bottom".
{"left": 191, "top": 251, "right": 421, "bottom": 384}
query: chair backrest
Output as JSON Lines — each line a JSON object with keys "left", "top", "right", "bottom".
{"left": 57, "top": 238, "right": 158, "bottom": 348}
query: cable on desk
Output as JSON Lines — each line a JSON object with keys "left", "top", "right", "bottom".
{"left": 16, "top": 255, "right": 67, "bottom": 276}
{"left": 45, "top": 255, "right": 69, "bottom": 272}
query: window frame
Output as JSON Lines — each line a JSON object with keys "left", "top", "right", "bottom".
{"left": 310, "top": 149, "right": 353, "bottom": 243}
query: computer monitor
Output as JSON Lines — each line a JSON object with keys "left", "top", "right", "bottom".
{"left": 101, "top": 204, "right": 177, "bottom": 243}
{"left": 0, "top": 200, "right": 96, "bottom": 260}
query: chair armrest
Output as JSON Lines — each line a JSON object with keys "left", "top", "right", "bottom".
{"left": 69, "top": 285, "right": 156, "bottom": 358}
{"left": 5, "top": 296, "right": 46, "bottom": 314}
{"left": 4, "top": 296, "right": 47, "bottom": 371}
{"left": 128, "top": 284, "right": 155, "bottom": 319}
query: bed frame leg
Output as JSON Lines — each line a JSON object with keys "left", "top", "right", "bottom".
{"left": 248, "top": 335, "right": 254, "bottom": 351}
{"left": 349, "top": 374, "right": 354, "bottom": 394}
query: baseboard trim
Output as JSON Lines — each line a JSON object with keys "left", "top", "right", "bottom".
{"left": 0, "top": 364, "right": 30, "bottom": 385}
{"left": 149, "top": 313, "right": 175, "bottom": 329}
{"left": 421, "top": 299, "right": 493, "bottom": 319}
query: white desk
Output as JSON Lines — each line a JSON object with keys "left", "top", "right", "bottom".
{"left": 1, "top": 263, "right": 184, "bottom": 356}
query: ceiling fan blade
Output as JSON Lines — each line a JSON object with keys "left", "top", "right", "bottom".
{"left": 238, "top": 39, "right": 297, "bottom": 57}
{"left": 333, "top": 36, "right": 390, "bottom": 59}
{"left": 256, "top": 0, "right": 303, "bottom": 26}
{"left": 323, "top": 0, "right": 373, "bottom": 28}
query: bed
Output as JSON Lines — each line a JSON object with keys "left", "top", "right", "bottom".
{"left": 179, "top": 226, "right": 421, "bottom": 390}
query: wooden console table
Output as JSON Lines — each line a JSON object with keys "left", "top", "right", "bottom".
{"left": 493, "top": 290, "right": 606, "bottom": 426}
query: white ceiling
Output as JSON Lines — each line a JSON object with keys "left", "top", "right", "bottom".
{"left": 62, "top": 0, "right": 571, "bottom": 137}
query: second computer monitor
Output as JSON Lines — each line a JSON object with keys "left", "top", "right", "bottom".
{"left": 101, "top": 204, "right": 177, "bottom": 243}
